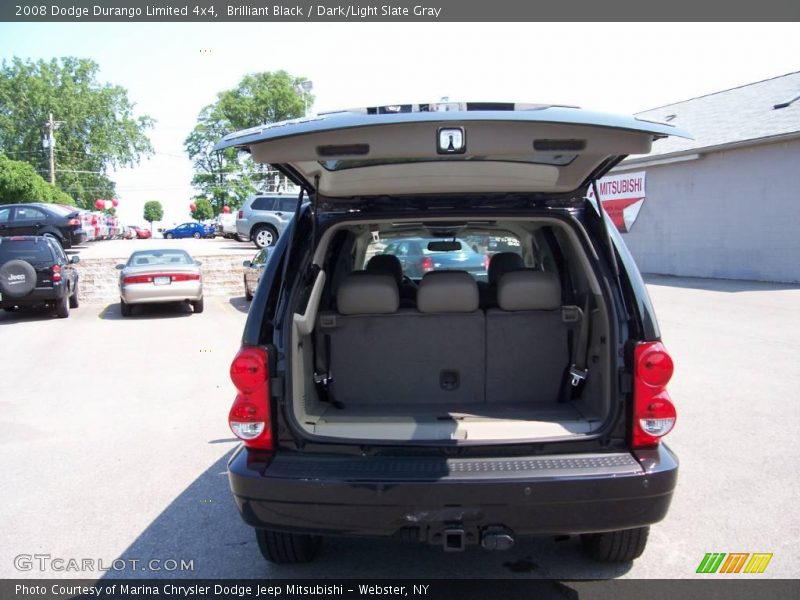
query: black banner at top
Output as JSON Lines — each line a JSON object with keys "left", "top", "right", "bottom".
{"left": 2, "top": 0, "right": 799, "bottom": 22}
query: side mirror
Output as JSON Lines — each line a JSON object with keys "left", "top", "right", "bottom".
{"left": 70, "top": 255, "right": 80, "bottom": 264}
{"left": 115, "top": 264, "right": 124, "bottom": 270}
{"left": 242, "top": 260, "right": 251, "bottom": 268}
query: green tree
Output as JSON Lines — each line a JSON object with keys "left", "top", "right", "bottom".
{"left": 191, "top": 197, "right": 214, "bottom": 221}
{"left": 143, "top": 200, "right": 163, "bottom": 231}
{"left": 0, "top": 57, "right": 154, "bottom": 209}
{"left": 184, "top": 71, "right": 311, "bottom": 215}
{"left": 0, "top": 151, "right": 75, "bottom": 205}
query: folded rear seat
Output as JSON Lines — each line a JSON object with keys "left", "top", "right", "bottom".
{"left": 485, "top": 270, "right": 574, "bottom": 404}
{"left": 317, "top": 270, "right": 485, "bottom": 406}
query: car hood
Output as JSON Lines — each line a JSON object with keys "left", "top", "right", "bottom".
{"left": 214, "top": 104, "right": 691, "bottom": 198}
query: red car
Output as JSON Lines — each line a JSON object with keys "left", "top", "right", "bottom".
{"left": 133, "top": 227, "right": 152, "bottom": 239}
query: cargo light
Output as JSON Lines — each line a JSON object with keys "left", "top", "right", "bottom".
{"left": 228, "top": 346, "right": 272, "bottom": 450}
{"left": 632, "top": 341, "right": 677, "bottom": 448}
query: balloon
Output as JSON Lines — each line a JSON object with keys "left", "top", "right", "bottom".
{"left": 222, "top": 206, "right": 230, "bottom": 214}
{"left": 112, "top": 198, "right": 119, "bottom": 207}
{"left": 95, "top": 199, "right": 104, "bottom": 210}
{"left": 104, "top": 200, "right": 113, "bottom": 210}
{"left": 189, "top": 202, "right": 196, "bottom": 212}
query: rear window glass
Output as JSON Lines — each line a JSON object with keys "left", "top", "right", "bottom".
{"left": 251, "top": 197, "right": 276, "bottom": 211}
{"left": 0, "top": 239, "right": 54, "bottom": 262}
{"left": 128, "top": 250, "right": 193, "bottom": 266}
{"left": 47, "top": 204, "right": 77, "bottom": 216}
{"left": 364, "top": 233, "right": 522, "bottom": 282}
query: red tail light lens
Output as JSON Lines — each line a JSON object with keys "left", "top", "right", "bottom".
{"left": 52, "top": 264, "right": 61, "bottom": 282}
{"left": 484, "top": 255, "right": 491, "bottom": 271}
{"left": 238, "top": 210, "right": 244, "bottom": 219}
{"left": 228, "top": 347, "right": 272, "bottom": 450}
{"left": 67, "top": 218, "right": 80, "bottom": 226}
{"left": 421, "top": 256, "right": 434, "bottom": 273}
{"left": 123, "top": 273, "right": 200, "bottom": 284}
{"left": 633, "top": 341, "right": 677, "bottom": 448}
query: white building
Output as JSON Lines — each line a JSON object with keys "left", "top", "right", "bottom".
{"left": 608, "top": 71, "right": 800, "bottom": 283}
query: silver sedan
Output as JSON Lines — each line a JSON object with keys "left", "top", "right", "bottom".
{"left": 243, "top": 247, "right": 271, "bottom": 301}
{"left": 117, "top": 249, "right": 204, "bottom": 316}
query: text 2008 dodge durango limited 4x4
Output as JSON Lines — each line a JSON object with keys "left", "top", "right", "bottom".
{"left": 219, "top": 103, "right": 687, "bottom": 565}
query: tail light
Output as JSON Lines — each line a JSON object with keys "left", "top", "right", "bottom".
{"left": 52, "top": 264, "right": 62, "bottom": 282}
{"left": 67, "top": 218, "right": 80, "bottom": 226}
{"left": 237, "top": 210, "right": 244, "bottom": 219}
{"left": 632, "top": 341, "right": 677, "bottom": 448}
{"left": 484, "top": 255, "right": 491, "bottom": 271}
{"left": 228, "top": 346, "right": 272, "bottom": 450}
{"left": 421, "top": 256, "right": 434, "bottom": 273}
{"left": 123, "top": 273, "right": 200, "bottom": 284}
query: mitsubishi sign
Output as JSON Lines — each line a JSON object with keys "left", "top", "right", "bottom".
{"left": 587, "top": 171, "right": 647, "bottom": 233}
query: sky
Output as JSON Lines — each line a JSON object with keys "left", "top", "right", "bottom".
{"left": 1, "top": 22, "right": 799, "bottom": 225}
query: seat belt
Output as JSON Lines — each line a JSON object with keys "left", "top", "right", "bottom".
{"left": 559, "top": 294, "right": 592, "bottom": 401}
{"left": 313, "top": 333, "right": 344, "bottom": 409}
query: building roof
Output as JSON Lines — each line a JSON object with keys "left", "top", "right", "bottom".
{"left": 631, "top": 71, "right": 800, "bottom": 160}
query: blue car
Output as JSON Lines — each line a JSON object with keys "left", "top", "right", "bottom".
{"left": 163, "top": 222, "right": 214, "bottom": 239}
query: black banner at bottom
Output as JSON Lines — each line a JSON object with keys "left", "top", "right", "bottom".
{"left": 3, "top": 580, "right": 800, "bottom": 600}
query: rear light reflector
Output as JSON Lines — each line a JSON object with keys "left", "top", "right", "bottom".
{"left": 421, "top": 256, "right": 434, "bottom": 273}
{"left": 228, "top": 347, "right": 272, "bottom": 450}
{"left": 52, "top": 264, "right": 61, "bottom": 282}
{"left": 632, "top": 341, "right": 677, "bottom": 448}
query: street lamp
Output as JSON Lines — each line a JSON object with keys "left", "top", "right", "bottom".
{"left": 294, "top": 80, "right": 313, "bottom": 116}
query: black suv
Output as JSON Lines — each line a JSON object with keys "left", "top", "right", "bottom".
{"left": 219, "top": 103, "right": 686, "bottom": 565}
{"left": 0, "top": 203, "right": 87, "bottom": 249}
{"left": 0, "top": 236, "right": 80, "bottom": 318}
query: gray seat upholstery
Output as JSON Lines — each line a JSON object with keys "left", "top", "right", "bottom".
{"left": 318, "top": 270, "right": 485, "bottom": 406}
{"left": 486, "top": 270, "right": 571, "bottom": 404}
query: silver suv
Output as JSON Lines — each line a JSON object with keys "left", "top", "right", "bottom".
{"left": 236, "top": 193, "right": 299, "bottom": 248}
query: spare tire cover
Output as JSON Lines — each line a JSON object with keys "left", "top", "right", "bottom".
{"left": 0, "top": 259, "right": 37, "bottom": 297}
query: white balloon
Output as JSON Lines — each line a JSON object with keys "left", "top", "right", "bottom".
{"left": 104, "top": 200, "right": 113, "bottom": 210}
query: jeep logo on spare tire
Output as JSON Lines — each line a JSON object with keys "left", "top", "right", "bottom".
{"left": 8, "top": 273, "right": 26, "bottom": 284}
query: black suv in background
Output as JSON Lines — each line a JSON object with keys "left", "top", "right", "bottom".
{"left": 0, "top": 203, "right": 87, "bottom": 249}
{"left": 0, "top": 236, "right": 80, "bottom": 318}
{"left": 219, "top": 103, "right": 686, "bottom": 565}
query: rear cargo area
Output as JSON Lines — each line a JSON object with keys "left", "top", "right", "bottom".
{"left": 288, "top": 216, "right": 614, "bottom": 443}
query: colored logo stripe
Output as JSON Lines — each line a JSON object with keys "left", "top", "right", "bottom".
{"left": 744, "top": 553, "right": 773, "bottom": 574}
{"left": 697, "top": 553, "right": 726, "bottom": 573}
{"left": 697, "top": 552, "right": 773, "bottom": 574}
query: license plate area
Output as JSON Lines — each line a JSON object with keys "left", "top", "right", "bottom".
{"left": 153, "top": 276, "right": 171, "bottom": 286}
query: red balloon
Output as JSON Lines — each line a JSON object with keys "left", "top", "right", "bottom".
{"left": 112, "top": 198, "right": 119, "bottom": 207}
{"left": 95, "top": 199, "right": 104, "bottom": 210}
{"left": 189, "top": 202, "right": 197, "bottom": 212}
{"left": 222, "top": 206, "right": 230, "bottom": 214}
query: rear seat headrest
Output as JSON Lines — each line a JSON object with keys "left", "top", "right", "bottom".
{"left": 417, "top": 270, "right": 479, "bottom": 313}
{"left": 366, "top": 254, "right": 403, "bottom": 287}
{"left": 497, "top": 270, "right": 561, "bottom": 311}
{"left": 488, "top": 252, "right": 524, "bottom": 286}
{"left": 337, "top": 272, "right": 399, "bottom": 315}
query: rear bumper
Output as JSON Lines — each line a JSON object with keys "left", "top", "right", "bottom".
{"left": 121, "top": 281, "right": 203, "bottom": 304}
{"left": 68, "top": 230, "right": 87, "bottom": 246}
{"left": 228, "top": 445, "right": 678, "bottom": 539}
{"left": 0, "top": 285, "right": 67, "bottom": 307}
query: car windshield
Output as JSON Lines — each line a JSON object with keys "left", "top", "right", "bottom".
{"left": 128, "top": 250, "right": 193, "bottom": 266}
{"left": 0, "top": 239, "right": 53, "bottom": 262}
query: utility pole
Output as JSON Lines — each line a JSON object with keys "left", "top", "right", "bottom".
{"left": 47, "top": 112, "right": 56, "bottom": 184}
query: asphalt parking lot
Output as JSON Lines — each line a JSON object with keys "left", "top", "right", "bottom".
{"left": 0, "top": 276, "right": 798, "bottom": 579}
